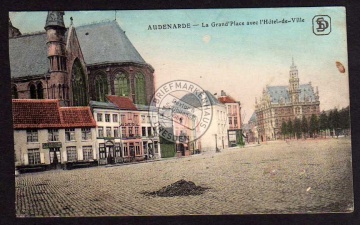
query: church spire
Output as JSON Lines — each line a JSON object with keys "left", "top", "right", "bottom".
{"left": 45, "top": 11, "right": 66, "bottom": 30}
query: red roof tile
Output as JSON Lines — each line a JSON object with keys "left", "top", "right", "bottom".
{"left": 60, "top": 107, "right": 96, "bottom": 128}
{"left": 12, "top": 99, "right": 61, "bottom": 129}
{"left": 106, "top": 95, "right": 137, "bottom": 110}
{"left": 12, "top": 99, "right": 96, "bottom": 129}
{"left": 218, "top": 95, "right": 237, "bottom": 104}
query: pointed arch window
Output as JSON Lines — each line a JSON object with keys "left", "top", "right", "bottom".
{"left": 94, "top": 73, "right": 108, "bottom": 102}
{"left": 71, "top": 59, "right": 88, "bottom": 106}
{"left": 114, "top": 72, "right": 129, "bottom": 97}
{"left": 135, "top": 73, "right": 146, "bottom": 104}
{"left": 12, "top": 85, "right": 18, "bottom": 99}
{"left": 63, "top": 84, "right": 68, "bottom": 100}
{"left": 36, "top": 82, "right": 44, "bottom": 99}
{"left": 58, "top": 84, "right": 62, "bottom": 99}
{"left": 30, "top": 84, "right": 36, "bottom": 99}
{"left": 51, "top": 84, "right": 56, "bottom": 99}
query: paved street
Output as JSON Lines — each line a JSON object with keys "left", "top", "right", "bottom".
{"left": 15, "top": 137, "right": 353, "bottom": 217}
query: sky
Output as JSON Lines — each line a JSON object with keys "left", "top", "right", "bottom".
{"left": 9, "top": 7, "right": 349, "bottom": 123}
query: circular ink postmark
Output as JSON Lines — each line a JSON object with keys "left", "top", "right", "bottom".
{"left": 149, "top": 80, "right": 213, "bottom": 143}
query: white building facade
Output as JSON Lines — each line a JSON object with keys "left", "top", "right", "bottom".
{"left": 13, "top": 99, "right": 97, "bottom": 171}
{"left": 136, "top": 104, "right": 161, "bottom": 159}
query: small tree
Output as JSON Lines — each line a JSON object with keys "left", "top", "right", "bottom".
{"left": 294, "top": 117, "right": 302, "bottom": 139}
{"left": 339, "top": 106, "right": 350, "bottom": 136}
{"left": 287, "top": 119, "right": 293, "bottom": 139}
{"left": 333, "top": 108, "right": 340, "bottom": 138}
{"left": 319, "top": 111, "right": 328, "bottom": 138}
{"left": 281, "top": 121, "right": 287, "bottom": 140}
{"left": 309, "top": 114, "right": 319, "bottom": 138}
{"left": 328, "top": 110, "right": 334, "bottom": 137}
{"left": 301, "top": 115, "right": 309, "bottom": 139}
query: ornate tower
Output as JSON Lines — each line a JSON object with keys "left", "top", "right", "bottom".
{"left": 288, "top": 58, "right": 300, "bottom": 103}
{"left": 44, "top": 11, "right": 68, "bottom": 105}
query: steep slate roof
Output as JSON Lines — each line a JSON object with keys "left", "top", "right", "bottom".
{"left": 12, "top": 99, "right": 95, "bottom": 129}
{"left": 180, "top": 90, "right": 222, "bottom": 108}
{"left": 9, "top": 32, "right": 49, "bottom": 78}
{"left": 299, "top": 84, "right": 316, "bottom": 102}
{"left": 266, "top": 84, "right": 316, "bottom": 103}
{"left": 75, "top": 20, "right": 146, "bottom": 65}
{"left": 106, "top": 95, "right": 137, "bottom": 110}
{"left": 9, "top": 20, "right": 147, "bottom": 78}
{"left": 89, "top": 101, "right": 119, "bottom": 110}
{"left": 266, "top": 86, "right": 291, "bottom": 103}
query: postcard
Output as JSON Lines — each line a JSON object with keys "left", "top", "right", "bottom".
{"left": 10, "top": 7, "right": 352, "bottom": 216}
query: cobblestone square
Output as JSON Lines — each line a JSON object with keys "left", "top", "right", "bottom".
{"left": 15, "top": 138, "right": 353, "bottom": 217}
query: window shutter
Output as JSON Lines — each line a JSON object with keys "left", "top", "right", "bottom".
{"left": 40, "top": 153, "right": 45, "bottom": 164}
{"left": 23, "top": 154, "right": 28, "bottom": 165}
{"left": 62, "top": 150, "right": 67, "bottom": 162}
{"left": 78, "top": 147, "right": 83, "bottom": 160}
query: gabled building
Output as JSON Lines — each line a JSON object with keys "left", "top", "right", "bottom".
{"left": 9, "top": 11, "right": 155, "bottom": 106}
{"left": 135, "top": 104, "right": 161, "bottom": 159}
{"left": 217, "top": 90, "right": 243, "bottom": 147}
{"left": 255, "top": 59, "right": 320, "bottom": 141}
{"left": 243, "top": 112, "right": 257, "bottom": 143}
{"left": 13, "top": 99, "right": 96, "bottom": 171}
{"left": 180, "top": 91, "right": 228, "bottom": 153}
{"left": 218, "top": 90, "right": 242, "bottom": 130}
{"left": 106, "top": 96, "right": 144, "bottom": 161}
{"left": 89, "top": 101, "right": 122, "bottom": 165}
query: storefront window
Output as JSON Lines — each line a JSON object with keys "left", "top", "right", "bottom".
{"left": 28, "top": 148, "right": 40, "bottom": 165}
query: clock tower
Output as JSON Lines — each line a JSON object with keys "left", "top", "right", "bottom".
{"left": 288, "top": 58, "right": 300, "bottom": 103}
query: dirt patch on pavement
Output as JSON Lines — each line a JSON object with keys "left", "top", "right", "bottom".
{"left": 142, "top": 179, "right": 210, "bottom": 197}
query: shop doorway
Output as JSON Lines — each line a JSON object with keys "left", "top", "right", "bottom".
{"left": 179, "top": 143, "right": 185, "bottom": 156}
{"left": 106, "top": 141, "right": 115, "bottom": 164}
{"left": 49, "top": 148, "right": 61, "bottom": 169}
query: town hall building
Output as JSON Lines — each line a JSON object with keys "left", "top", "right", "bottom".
{"left": 255, "top": 59, "right": 320, "bottom": 141}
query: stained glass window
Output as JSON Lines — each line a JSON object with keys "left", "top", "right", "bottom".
{"left": 114, "top": 72, "right": 129, "bottom": 97}
{"left": 71, "top": 59, "right": 88, "bottom": 106}
{"left": 135, "top": 73, "right": 146, "bottom": 104}
{"left": 95, "top": 73, "right": 108, "bottom": 102}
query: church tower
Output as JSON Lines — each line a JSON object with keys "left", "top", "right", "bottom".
{"left": 288, "top": 58, "right": 300, "bottom": 103}
{"left": 45, "top": 11, "right": 68, "bottom": 105}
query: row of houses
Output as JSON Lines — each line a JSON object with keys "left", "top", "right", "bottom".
{"left": 13, "top": 90, "right": 243, "bottom": 171}
{"left": 160, "top": 90, "right": 243, "bottom": 156}
{"left": 13, "top": 96, "right": 161, "bottom": 171}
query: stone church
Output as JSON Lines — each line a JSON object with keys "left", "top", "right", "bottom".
{"left": 255, "top": 59, "right": 320, "bottom": 141}
{"left": 9, "top": 11, "right": 155, "bottom": 106}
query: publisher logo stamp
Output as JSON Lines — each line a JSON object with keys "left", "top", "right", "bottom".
{"left": 313, "top": 15, "right": 331, "bottom": 35}
{"left": 149, "top": 80, "right": 213, "bottom": 143}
